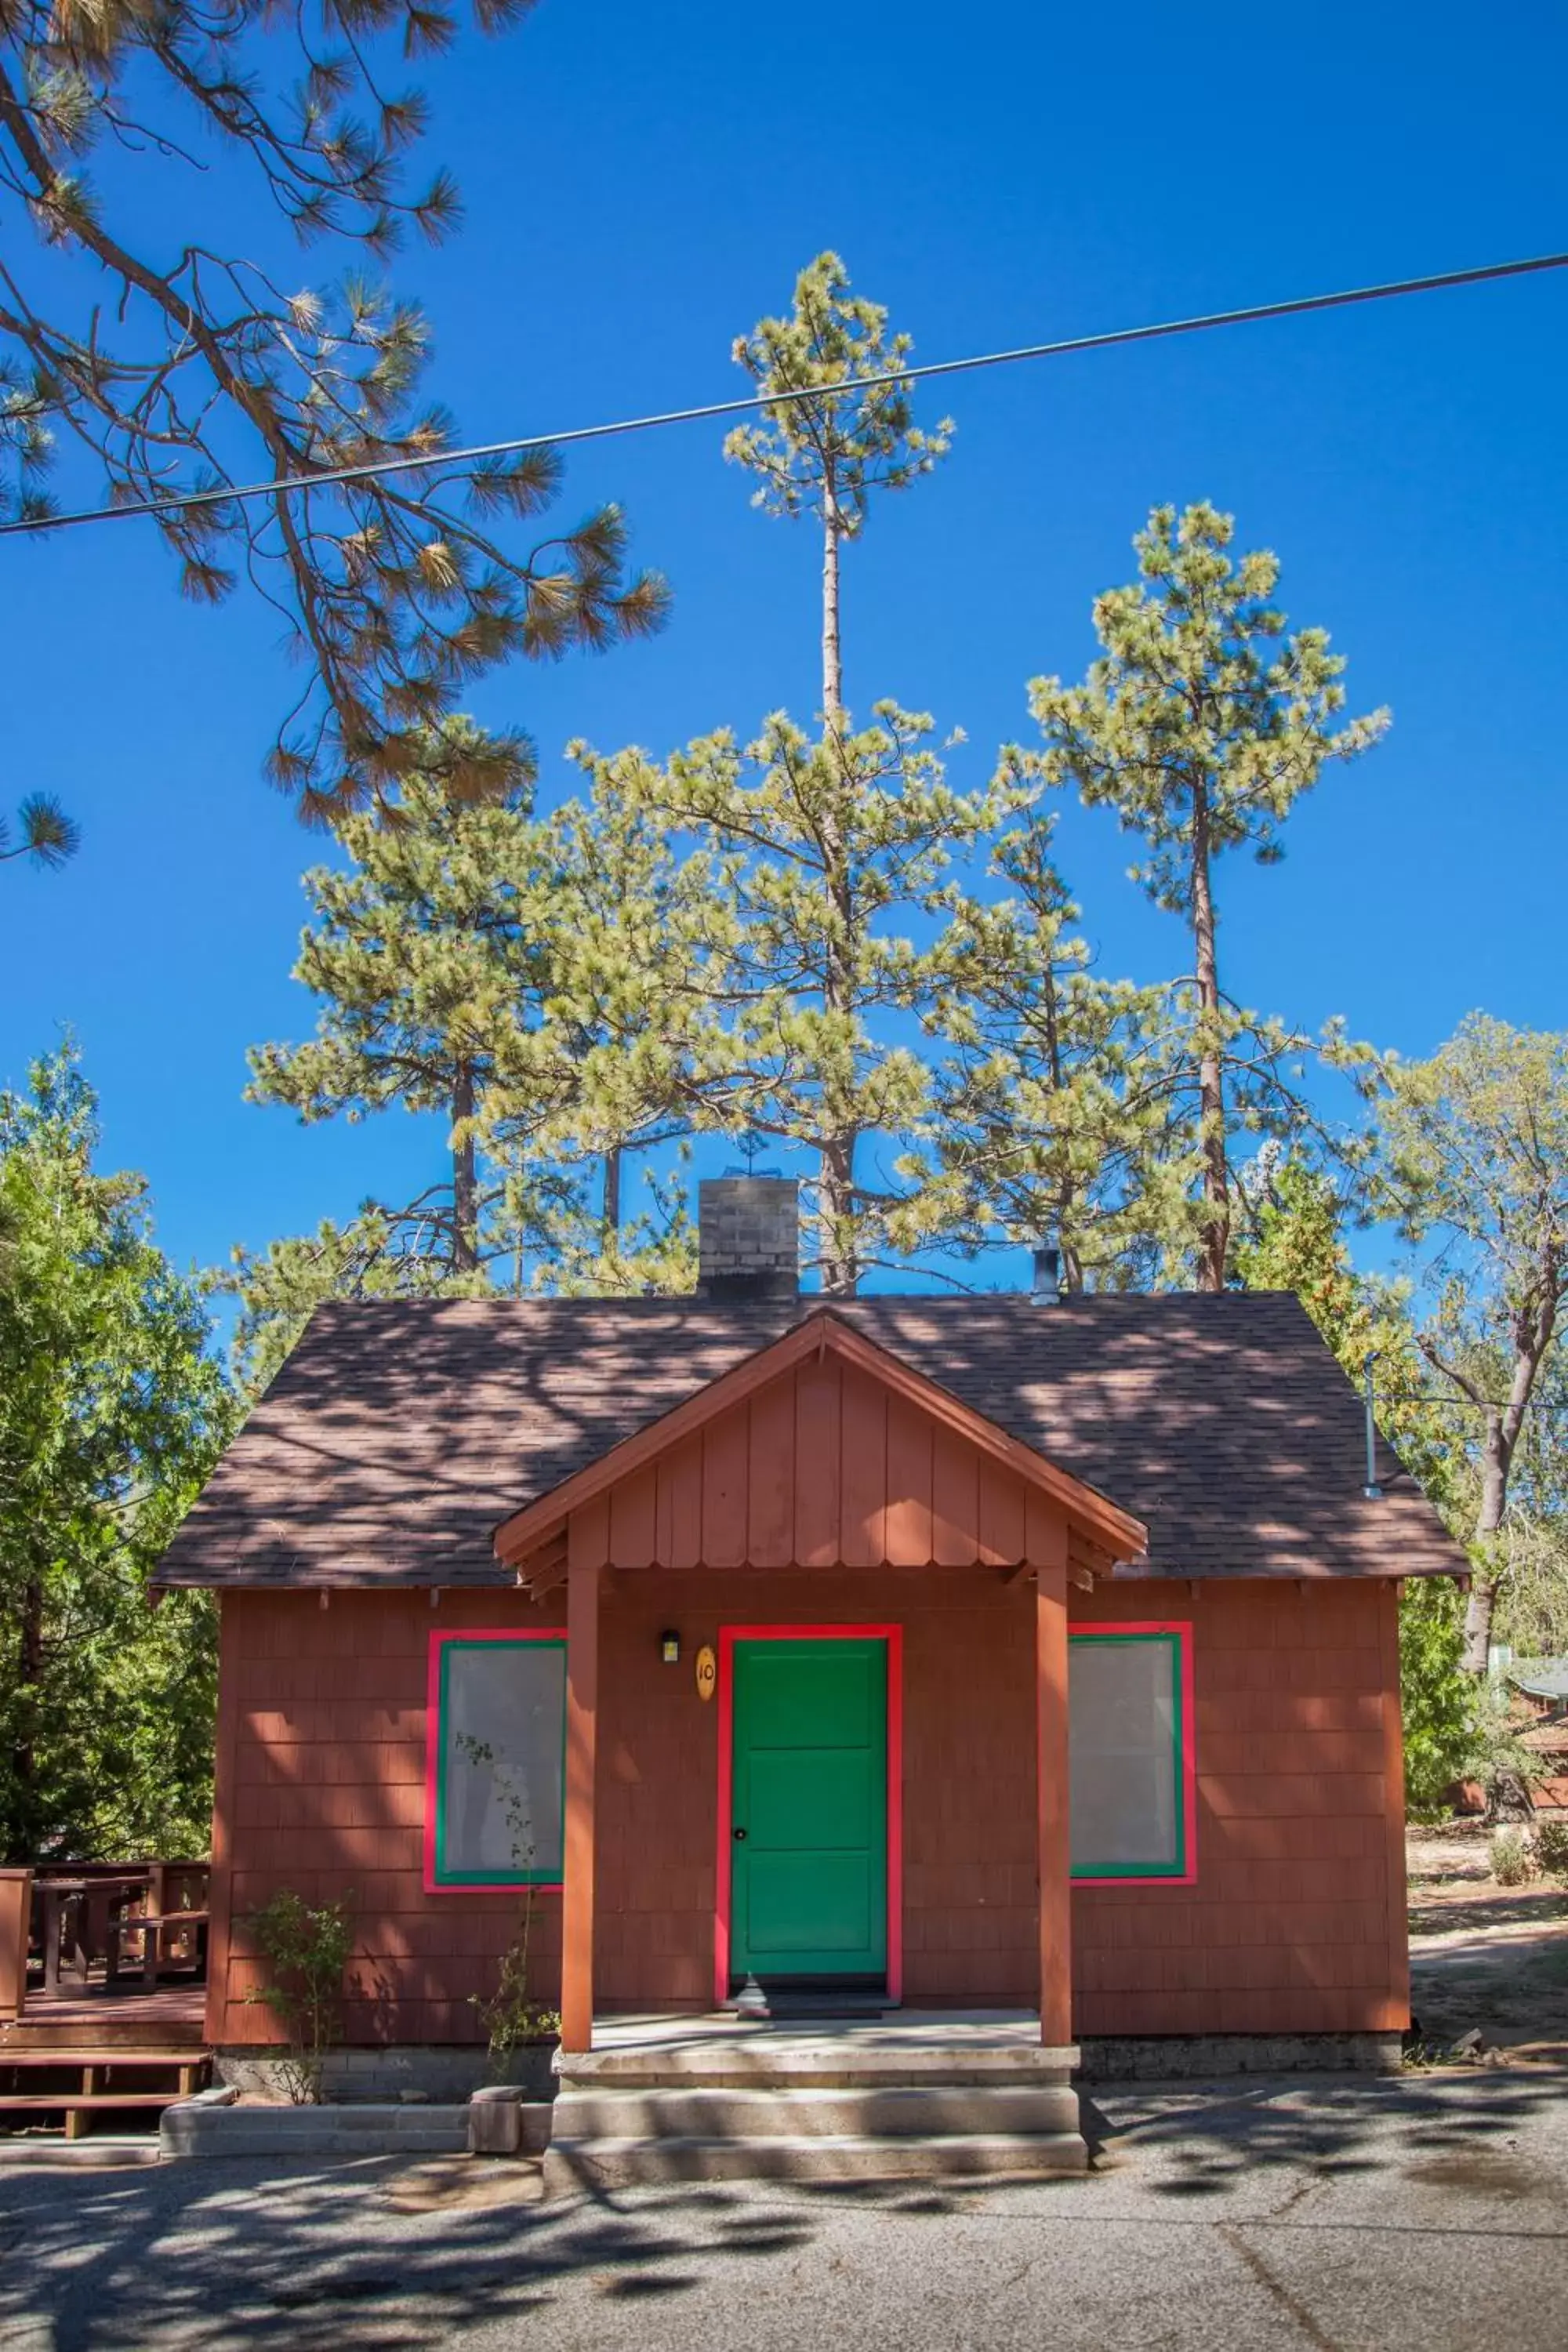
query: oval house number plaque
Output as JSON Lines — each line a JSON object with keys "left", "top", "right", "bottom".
{"left": 695, "top": 1644, "right": 717, "bottom": 1703}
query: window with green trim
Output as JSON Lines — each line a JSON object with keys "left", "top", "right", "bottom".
{"left": 1069, "top": 1627, "right": 1193, "bottom": 1882}
{"left": 428, "top": 1633, "right": 566, "bottom": 1889}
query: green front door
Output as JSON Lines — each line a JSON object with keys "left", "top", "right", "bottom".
{"left": 729, "top": 1638, "right": 887, "bottom": 1984}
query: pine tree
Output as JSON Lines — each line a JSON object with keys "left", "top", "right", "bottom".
{"left": 0, "top": 2, "right": 667, "bottom": 819}
{"left": 896, "top": 781, "right": 1167, "bottom": 1288}
{"left": 238, "top": 731, "right": 705, "bottom": 1381}
{"left": 246, "top": 729, "right": 555, "bottom": 1280}
{"left": 1, "top": 793, "right": 78, "bottom": 873}
{"left": 1031, "top": 503, "right": 1388, "bottom": 1289}
{"left": 593, "top": 254, "right": 982, "bottom": 1293}
{"left": 724, "top": 252, "right": 951, "bottom": 729}
{"left": 595, "top": 704, "right": 1009, "bottom": 1292}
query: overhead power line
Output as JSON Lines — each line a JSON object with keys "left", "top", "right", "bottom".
{"left": 4, "top": 246, "right": 1566, "bottom": 542}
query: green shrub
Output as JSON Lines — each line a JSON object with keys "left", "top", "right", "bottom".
{"left": 241, "top": 1889, "right": 355, "bottom": 2104}
{"left": 1400, "top": 1581, "right": 1476, "bottom": 1821}
{"left": 1534, "top": 1819, "right": 1568, "bottom": 1878}
{"left": 1489, "top": 1827, "right": 1535, "bottom": 1887}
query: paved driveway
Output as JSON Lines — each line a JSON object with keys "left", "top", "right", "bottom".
{"left": 2, "top": 2067, "right": 1566, "bottom": 2350}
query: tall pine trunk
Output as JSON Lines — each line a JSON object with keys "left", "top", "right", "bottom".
{"left": 1040, "top": 959, "right": 1083, "bottom": 1290}
{"left": 1190, "top": 779, "right": 1229, "bottom": 1292}
{"left": 816, "top": 477, "right": 859, "bottom": 1297}
{"left": 821, "top": 480, "right": 844, "bottom": 720}
{"left": 602, "top": 1146, "right": 621, "bottom": 1247}
{"left": 451, "top": 1062, "right": 478, "bottom": 1274}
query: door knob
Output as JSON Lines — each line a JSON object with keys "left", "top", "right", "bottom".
{"left": 732, "top": 1827, "right": 748, "bottom": 1842}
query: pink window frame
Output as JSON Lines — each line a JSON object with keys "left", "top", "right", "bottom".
{"left": 424, "top": 1625, "right": 568, "bottom": 1896}
{"left": 1068, "top": 1619, "right": 1197, "bottom": 1886}
{"left": 713, "top": 1624, "right": 904, "bottom": 2010}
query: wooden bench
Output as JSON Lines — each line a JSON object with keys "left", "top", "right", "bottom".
{"left": 0, "top": 2049, "right": 209, "bottom": 2142}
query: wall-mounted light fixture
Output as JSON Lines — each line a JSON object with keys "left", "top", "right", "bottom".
{"left": 659, "top": 1629, "right": 681, "bottom": 1665}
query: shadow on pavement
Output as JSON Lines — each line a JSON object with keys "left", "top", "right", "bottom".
{"left": 4, "top": 2067, "right": 1566, "bottom": 2345}
{"left": 0, "top": 2156, "right": 819, "bottom": 2350}
{"left": 1082, "top": 2063, "right": 1568, "bottom": 2201}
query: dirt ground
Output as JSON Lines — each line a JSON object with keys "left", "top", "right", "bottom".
{"left": 1406, "top": 1819, "right": 1568, "bottom": 2061}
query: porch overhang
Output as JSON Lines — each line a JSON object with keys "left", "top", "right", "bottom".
{"left": 491, "top": 1308, "right": 1149, "bottom": 1595}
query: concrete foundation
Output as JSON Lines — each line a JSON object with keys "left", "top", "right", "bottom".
{"left": 212, "top": 2043, "right": 557, "bottom": 2103}
{"left": 162, "top": 2101, "right": 470, "bottom": 2161}
{"left": 1076, "top": 2032, "right": 1403, "bottom": 2081}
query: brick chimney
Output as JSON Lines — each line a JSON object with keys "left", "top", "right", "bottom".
{"left": 696, "top": 1176, "right": 800, "bottom": 1301}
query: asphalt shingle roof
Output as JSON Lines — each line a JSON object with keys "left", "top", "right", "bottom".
{"left": 155, "top": 1290, "right": 1468, "bottom": 1589}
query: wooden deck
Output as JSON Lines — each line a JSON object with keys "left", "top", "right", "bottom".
{"left": 0, "top": 1982, "right": 207, "bottom": 2053}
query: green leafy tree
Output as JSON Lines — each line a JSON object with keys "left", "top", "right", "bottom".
{"left": 1398, "top": 1582, "right": 1477, "bottom": 1821}
{"left": 0, "top": 1, "right": 667, "bottom": 818}
{"left": 1031, "top": 503, "right": 1388, "bottom": 1290}
{"left": 0, "top": 1046, "right": 235, "bottom": 1860}
{"left": 1374, "top": 1015, "right": 1568, "bottom": 1671}
{"left": 2, "top": 792, "right": 78, "bottom": 873}
{"left": 1233, "top": 1155, "right": 1479, "bottom": 1813}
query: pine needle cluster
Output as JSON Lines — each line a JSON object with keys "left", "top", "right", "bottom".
{"left": 0, "top": 0, "right": 666, "bottom": 819}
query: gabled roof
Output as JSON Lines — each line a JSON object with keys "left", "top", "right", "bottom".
{"left": 154, "top": 1290, "right": 1469, "bottom": 1589}
{"left": 492, "top": 1309, "right": 1148, "bottom": 1573}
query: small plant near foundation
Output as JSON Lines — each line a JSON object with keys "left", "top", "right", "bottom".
{"left": 1534, "top": 1820, "right": 1568, "bottom": 1879}
{"left": 242, "top": 1889, "right": 356, "bottom": 2104}
{"left": 1489, "top": 1827, "right": 1537, "bottom": 1888}
{"left": 459, "top": 1736, "right": 561, "bottom": 2074}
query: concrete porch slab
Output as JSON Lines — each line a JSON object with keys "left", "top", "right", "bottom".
{"left": 561, "top": 2010, "right": 1077, "bottom": 2088}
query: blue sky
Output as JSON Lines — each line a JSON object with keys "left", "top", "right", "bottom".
{"left": 2, "top": 0, "right": 1564, "bottom": 1299}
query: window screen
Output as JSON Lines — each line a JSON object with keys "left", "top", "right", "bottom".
{"left": 1069, "top": 1631, "right": 1189, "bottom": 1879}
{"left": 432, "top": 1637, "right": 566, "bottom": 1886}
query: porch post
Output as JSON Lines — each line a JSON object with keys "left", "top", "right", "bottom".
{"left": 0, "top": 1869, "right": 31, "bottom": 2022}
{"left": 561, "top": 1498, "right": 606, "bottom": 2053}
{"left": 1032, "top": 1506, "right": 1073, "bottom": 2049}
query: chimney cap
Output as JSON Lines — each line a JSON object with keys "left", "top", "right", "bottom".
{"left": 1033, "top": 1243, "right": 1061, "bottom": 1305}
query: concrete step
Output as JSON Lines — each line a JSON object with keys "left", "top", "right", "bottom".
{"left": 551, "top": 2082, "right": 1083, "bottom": 2141}
{"left": 543, "top": 2128, "right": 1089, "bottom": 2195}
{"left": 557, "top": 2042, "right": 1078, "bottom": 2091}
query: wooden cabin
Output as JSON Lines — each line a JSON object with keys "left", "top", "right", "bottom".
{"left": 157, "top": 1179, "right": 1466, "bottom": 2104}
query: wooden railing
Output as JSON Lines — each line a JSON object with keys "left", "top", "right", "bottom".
{"left": 17, "top": 1864, "right": 211, "bottom": 2013}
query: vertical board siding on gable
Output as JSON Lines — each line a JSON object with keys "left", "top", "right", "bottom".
{"left": 884, "top": 1396, "right": 935, "bottom": 1567}
{"left": 746, "top": 1375, "right": 796, "bottom": 1570}
{"left": 793, "top": 1355, "right": 840, "bottom": 1567}
{"left": 626, "top": 1363, "right": 1028, "bottom": 1572}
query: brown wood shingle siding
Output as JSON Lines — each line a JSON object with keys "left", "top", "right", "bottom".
{"left": 208, "top": 1575, "right": 1406, "bottom": 2048}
